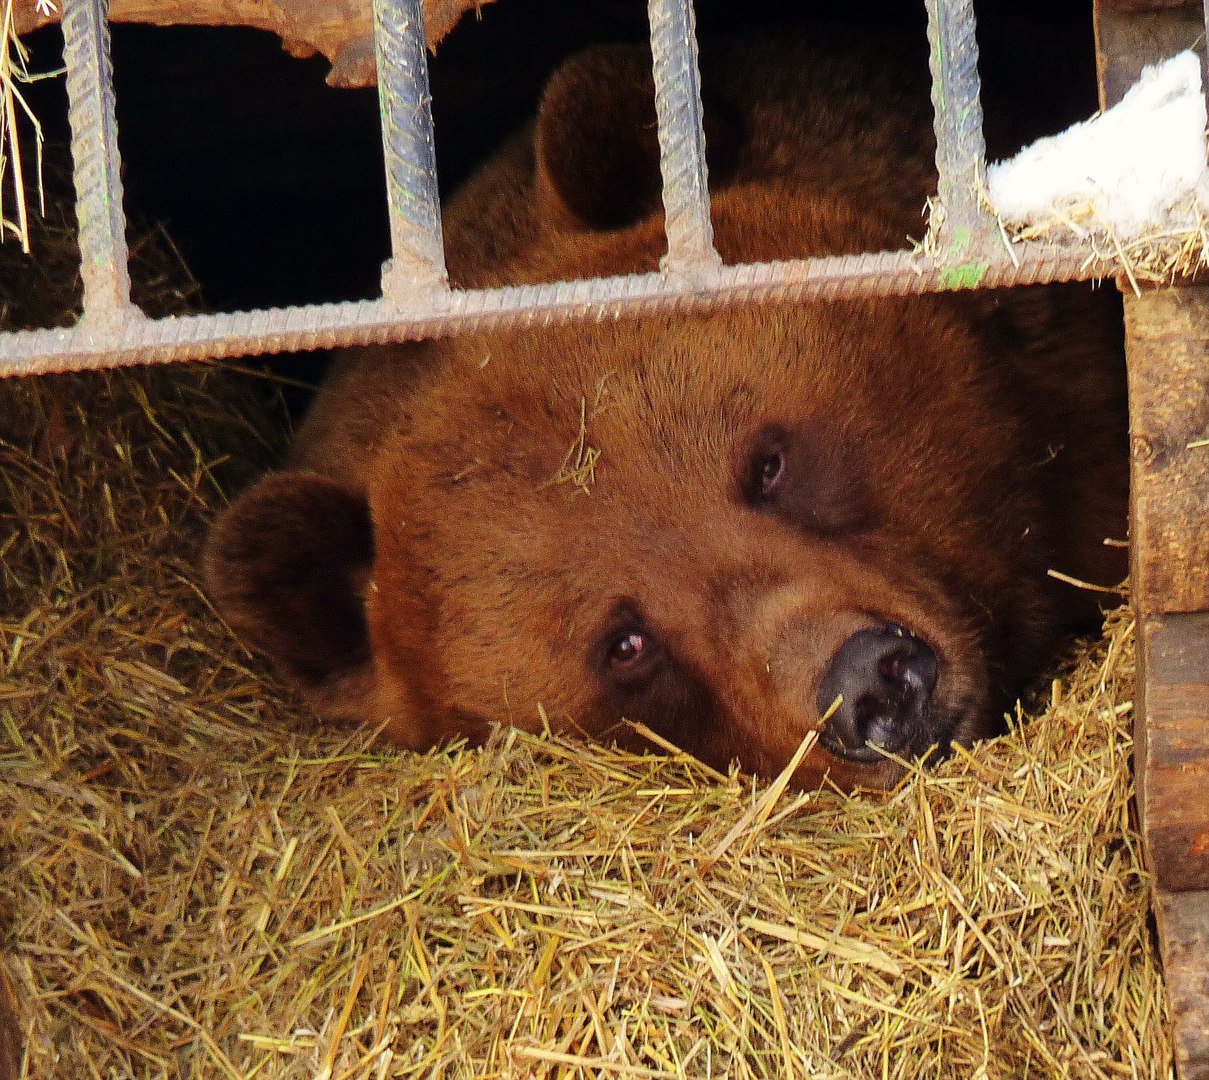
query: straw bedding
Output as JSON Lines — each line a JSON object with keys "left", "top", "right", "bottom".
{"left": 0, "top": 198, "right": 1174, "bottom": 1079}
{"left": 998, "top": 212, "right": 1209, "bottom": 299}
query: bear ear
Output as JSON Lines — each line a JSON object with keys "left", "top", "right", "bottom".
{"left": 535, "top": 44, "right": 745, "bottom": 232}
{"left": 205, "top": 472, "right": 377, "bottom": 718}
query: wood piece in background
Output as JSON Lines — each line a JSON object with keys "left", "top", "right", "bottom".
{"left": 13, "top": 0, "right": 491, "bottom": 86}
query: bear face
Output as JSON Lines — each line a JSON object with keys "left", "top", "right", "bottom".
{"left": 206, "top": 37, "right": 1128, "bottom": 792}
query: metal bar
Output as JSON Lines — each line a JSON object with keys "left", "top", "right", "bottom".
{"left": 1204, "top": 0, "right": 1209, "bottom": 94}
{"left": 59, "top": 0, "right": 136, "bottom": 325}
{"left": 0, "top": 243, "right": 1115, "bottom": 377}
{"left": 647, "top": 0, "right": 720, "bottom": 275}
{"left": 925, "top": 0, "right": 995, "bottom": 255}
{"left": 371, "top": 0, "right": 447, "bottom": 302}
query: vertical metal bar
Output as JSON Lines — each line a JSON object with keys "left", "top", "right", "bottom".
{"left": 1204, "top": 0, "right": 1209, "bottom": 94}
{"left": 647, "top": 0, "right": 720, "bottom": 276}
{"left": 372, "top": 0, "right": 448, "bottom": 303}
{"left": 60, "top": 0, "right": 135, "bottom": 324}
{"left": 924, "top": 0, "right": 992, "bottom": 253}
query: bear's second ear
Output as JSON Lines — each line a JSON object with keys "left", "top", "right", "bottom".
{"left": 535, "top": 44, "right": 744, "bottom": 232}
{"left": 205, "top": 472, "right": 376, "bottom": 718}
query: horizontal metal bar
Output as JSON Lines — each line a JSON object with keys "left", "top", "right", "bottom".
{"left": 0, "top": 243, "right": 1116, "bottom": 378}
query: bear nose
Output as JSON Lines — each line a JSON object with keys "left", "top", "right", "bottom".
{"left": 815, "top": 623, "right": 938, "bottom": 762}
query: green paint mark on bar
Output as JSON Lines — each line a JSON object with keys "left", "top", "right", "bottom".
{"left": 939, "top": 263, "right": 988, "bottom": 290}
{"left": 934, "top": 36, "right": 945, "bottom": 110}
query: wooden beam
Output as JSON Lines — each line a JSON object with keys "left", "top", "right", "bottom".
{"left": 13, "top": 0, "right": 489, "bottom": 88}
{"left": 1137, "top": 613, "right": 1209, "bottom": 892}
{"left": 1156, "top": 890, "right": 1209, "bottom": 1080}
{"left": 1095, "top": 2, "right": 1205, "bottom": 108}
{"left": 1125, "top": 288, "right": 1209, "bottom": 617}
{"left": 1095, "top": 2, "right": 1209, "bottom": 1074}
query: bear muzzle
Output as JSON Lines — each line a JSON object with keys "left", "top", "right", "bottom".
{"left": 815, "top": 622, "right": 941, "bottom": 763}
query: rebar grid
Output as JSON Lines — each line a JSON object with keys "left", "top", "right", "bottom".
{"left": 0, "top": 243, "right": 1110, "bottom": 376}
{"left": 1, "top": 0, "right": 1116, "bottom": 377}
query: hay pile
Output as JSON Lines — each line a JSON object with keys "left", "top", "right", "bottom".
{"left": 1, "top": 198, "right": 1173, "bottom": 1079}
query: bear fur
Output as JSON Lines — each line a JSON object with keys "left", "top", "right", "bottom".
{"left": 206, "top": 35, "right": 1128, "bottom": 792}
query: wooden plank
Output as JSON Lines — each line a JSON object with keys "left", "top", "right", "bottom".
{"left": 1124, "top": 287, "right": 1209, "bottom": 617}
{"left": 1137, "top": 614, "right": 1209, "bottom": 892}
{"left": 1095, "top": 4, "right": 1206, "bottom": 109}
{"left": 1099, "top": 0, "right": 1200, "bottom": 11}
{"left": 12, "top": 0, "right": 484, "bottom": 88}
{"left": 1094, "top": 6, "right": 1209, "bottom": 1075}
{"left": 1155, "top": 890, "right": 1209, "bottom": 1080}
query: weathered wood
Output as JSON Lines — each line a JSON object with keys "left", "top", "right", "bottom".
{"left": 1099, "top": 0, "right": 1200, "bottom": 13}
{"left": 1095, "top": 4, "right": 1209, "bottom": 1074}
{"left": 1095, "top": 4, "right": 1206, "bottom": 109}
{"left": 14, "top": 0, "right": 489, "bottom": 87}
{"left": 1137, "top": 614, "right": 1209, "bottom": 892}
{"left": 1155, "top": 890, "right": 1209, "bottom": 1080}
{"left": 1125, "top": 287, "right": 1209, "bottom": 617}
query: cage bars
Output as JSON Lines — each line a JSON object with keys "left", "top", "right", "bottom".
{"left": 372, "top": 0, "right": 448, "bottom": 302}
{"left": 648, "top": 0, "right": 719, "bottom": 276}
{"left": 1, "top": 0, "right": 1115, "bottom": 376}
{"left": 60, "top": 0, "right": 136, "bottom": 326}
{"left": 924, "top": 0, "right": 994, "bottom": 253}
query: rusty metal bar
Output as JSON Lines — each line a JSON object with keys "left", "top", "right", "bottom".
{"left": 371, "top": 0, "right": 447, "bottom": 302}
{"left": 0, "top": 242, "right": 1114, "bottom": 377}
{"left": 647, "top": 0, "right": 720, "bottom": 275}
{"left": 924, "top": 0, "right": 997, "bottom": 255}
{"left": 59, "top": 0, "right": 137, "bottom": 326}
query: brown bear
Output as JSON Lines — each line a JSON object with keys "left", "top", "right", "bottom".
{"left": 206, "top": 35, "right": 1128, "bottom": 792}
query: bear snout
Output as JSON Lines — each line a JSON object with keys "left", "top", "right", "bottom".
{"left": 815, "top": 623, "right": 940, "bottom": 763}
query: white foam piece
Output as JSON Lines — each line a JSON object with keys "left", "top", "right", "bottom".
{"left": 986, "top": 50, "right": 1209, "bottom": 240}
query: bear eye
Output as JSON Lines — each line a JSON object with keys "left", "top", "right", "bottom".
{"left": 608, "top": 628, "right": 651, "bottom": 669}
{"left": 599, "top": 620, "right": 664, "bottom": 686}
{"left": 744, "top": 428, "right": 790, "bottom": 506}
{"left": 598, "top": 603, "right": 663, "bottom": 685}
{"left": 759, "top": 450, "right": 786, "bottom": 499}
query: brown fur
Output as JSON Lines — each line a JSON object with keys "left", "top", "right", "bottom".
{"left": 206, "top": 36, "right": 1127, "bottom": 791}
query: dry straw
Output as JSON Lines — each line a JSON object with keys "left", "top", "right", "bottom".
{"left": 1, "top": 177, "right": 1173, "bottom": 1079}
{"left": 979, "top": 179, "right": 1209, "bottom": 296}
{"left": 0, "top": 0, "right": 48, "bottom": 255}
{"left": 1004, "top": 208, "right": 1209, "bottom": 297}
